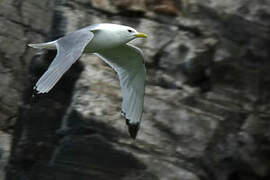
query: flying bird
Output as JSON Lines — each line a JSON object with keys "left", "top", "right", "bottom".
{"left": 28, "top": 23, "right": 148, "bottom": 139}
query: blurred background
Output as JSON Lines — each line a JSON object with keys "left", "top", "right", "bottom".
{"left": 1, "top": 0, "right": 270, "bottom": 180}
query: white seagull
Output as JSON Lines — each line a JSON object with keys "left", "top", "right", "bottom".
{"left": 28, "top": 23, "right": 147, "bottom": 139}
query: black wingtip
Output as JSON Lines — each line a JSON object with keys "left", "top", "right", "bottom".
{"left": 32, "top": 86, "right": 38, "bottom": 98}
{"left": 121, "top": 110, "right": 140, "bottom": 139}
{"left": 126, "top": 119, "right": 140, "bottom": 140}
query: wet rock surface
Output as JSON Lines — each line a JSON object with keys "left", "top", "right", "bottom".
{"left": 1, "top": 0, "right": 270, "bottom": 180}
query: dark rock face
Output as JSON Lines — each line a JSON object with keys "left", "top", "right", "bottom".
{"left": 0, "top": 0, "right": 55, "bottom": 179}
{"left": 1, "top": 0, "right": 270, "bottom": 180}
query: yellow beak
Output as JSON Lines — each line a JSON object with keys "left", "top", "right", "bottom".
{"left": 135, "top": 32, "right": 148, "bottom": 38}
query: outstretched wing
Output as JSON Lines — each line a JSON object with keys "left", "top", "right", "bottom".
{"left": 95, "top": 44, "right": 146, "bottom": 139}
{"left": 33, "top": 29, "right": 94, "bottom": 93}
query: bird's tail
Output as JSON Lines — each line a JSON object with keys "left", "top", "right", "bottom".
{"left": 28, "top": 40, "right": 57, "bottom": 50}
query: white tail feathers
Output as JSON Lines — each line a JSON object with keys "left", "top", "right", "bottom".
{"left": 28, "top": 41, "right": 57, "bottom": 50}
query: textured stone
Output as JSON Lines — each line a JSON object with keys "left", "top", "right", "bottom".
{"left": 0, "top": 131, "right": 11, "bottom": 180}
{"left": 1, "top": 0, "right": 270, "bottom": 180}
{"left": 0, "top": 0, "right": 55, "bottom": 179}
{"left": 150, "top": 0, "right": 181, "bottom": 16}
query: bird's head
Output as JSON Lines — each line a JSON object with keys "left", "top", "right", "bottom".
{"left": 107, "top": 24, "right": 148, "bottom": 44}
{"left": 93, "top": 24, "right": 148, "bottom": 47}
{"left": 122, "top": 26, "right": 148, "bottom": 42}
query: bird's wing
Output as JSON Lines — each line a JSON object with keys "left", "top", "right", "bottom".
{"left": 34, "top": 29, "right": 94, "bottom": 93}
{"left": 95, "top": 44, "right": 146, "bottom": 138}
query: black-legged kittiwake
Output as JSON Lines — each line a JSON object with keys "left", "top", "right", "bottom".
{"left": 28, "top": 23, "right": 148, "bottom": 139}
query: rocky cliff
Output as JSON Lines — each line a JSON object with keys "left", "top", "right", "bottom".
{"left": 1, "top": 0, "right": 270, "bottom": 180}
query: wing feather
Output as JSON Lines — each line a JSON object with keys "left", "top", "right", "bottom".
{"left": 34, "top": 29, "right": 94, "bottom": 93}
{"left": 95, "top": 44, "right": 146, "bottom": 138}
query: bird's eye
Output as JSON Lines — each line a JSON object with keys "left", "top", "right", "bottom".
{"left": 128, "top": 29, "right": 133, "bottom": 33}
